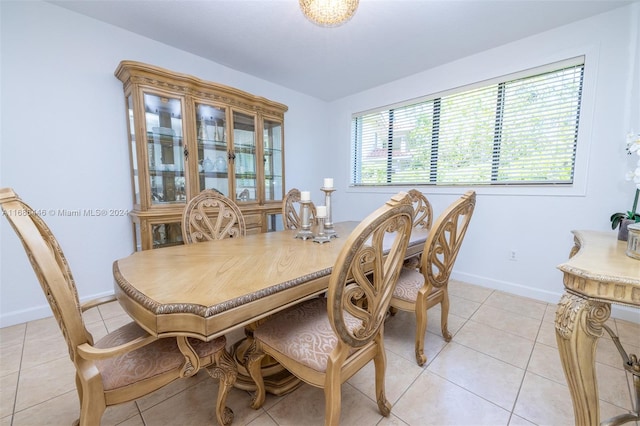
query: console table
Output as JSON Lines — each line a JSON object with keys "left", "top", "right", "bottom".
{"left": 555, "top": 230, "right": 640, "bottom": 426}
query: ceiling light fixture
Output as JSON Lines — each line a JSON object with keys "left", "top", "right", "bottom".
{"left": 299, "top": 0, "right": 359, "bottom": 27}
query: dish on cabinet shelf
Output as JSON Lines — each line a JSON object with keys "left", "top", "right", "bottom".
{"left": 203, "top": 157, "right": 215, "bottom": 172}
{"left": 215, "top": 155, "right": 227, "bottom": 172}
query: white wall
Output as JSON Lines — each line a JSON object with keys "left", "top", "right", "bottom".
{"left": 327, "top": 4, "right": 640, "bottom": 321}
{"left": 2, "top": 2, "right": 639, "bottom": 326}
{"left": 0, "top": 1, "right": 328, "bottom": 326}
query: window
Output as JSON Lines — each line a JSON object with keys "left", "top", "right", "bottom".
{"left": 351, "top": 57, "right": 584, "bottom": 186}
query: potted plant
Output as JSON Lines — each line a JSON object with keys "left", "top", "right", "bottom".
{"left": 610, "top": 131, "right": 640, "bottom": 240}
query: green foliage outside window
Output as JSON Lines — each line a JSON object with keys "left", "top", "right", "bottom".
{"left": 351, "top": 59, "right": 584, "bottom": 186}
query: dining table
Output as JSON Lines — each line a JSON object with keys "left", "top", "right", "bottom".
{"left": 112, "top": 220, "right": 429, "bottom": 395}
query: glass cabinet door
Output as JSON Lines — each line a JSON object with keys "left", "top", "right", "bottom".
{"left": 195, "top": 103, "right": 228, "bottom": 196}
{"left": 117, "top": 61, "right": 288, "bottom": 250}
{"left": 144, "top": 93, "right": 186, "bottom": 205}
{"left": 126, "top": 95, "right": 140, "bottom": 206}
{"left": 232, "top": 111, "right": 257, "bottom": 203}
{"left": 263, "top": 119, "right": 283, "bottom": 201}
{"left": 151, "top": 222, "right": 183, "bottom": 249}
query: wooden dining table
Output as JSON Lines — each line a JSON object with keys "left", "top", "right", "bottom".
{"left": 113, "top": 221, "right": 429, "bottom": 394}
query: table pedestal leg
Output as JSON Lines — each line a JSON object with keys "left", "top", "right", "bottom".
{"left": 177, "top": 336, "right": 200, "bottom": 377}
{"left": 231, "top": 326, "right": 302, "bottom": 396}
{"left": 555, "top": 292, "right": 611, "bottom": 426}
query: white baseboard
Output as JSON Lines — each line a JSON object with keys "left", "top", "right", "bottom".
{"left": 1, "top": 276, "right": 638, "bottom": 328}
{"left": 451, "top": 272, "right": 640, "bottom": 325}
{"left": 0, "top": 304, "right": 56, "bottom": 329}
{"left": 0, "top": 291, "right": 115, "bottom": 328}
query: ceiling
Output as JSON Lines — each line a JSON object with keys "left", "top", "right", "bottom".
{"left": 51, "top": 0, "right": 634, "bottom": 101}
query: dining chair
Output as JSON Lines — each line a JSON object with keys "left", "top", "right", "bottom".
{"left": 247, "top": 192, "right": 414, "bottom": 425}
{"left": 282, "top": 188, "right": 317, "bottom": 229}
{"left": 0, "top": 188, "right": 235, "bottom": 426}
{"left": 182, "top": 189, "right": 246, "bottom": 244}
{"left": 390, "top": 190, "right": 476, "bottom": 366}
{"left": 183, "top": 188, "right": 289, "bottom": 401}
{"left": 403, "top": 189, "right": 434, "bottom": 269}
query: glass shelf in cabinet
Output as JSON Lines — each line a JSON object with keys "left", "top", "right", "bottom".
{"left": 147, "top": 131, "right": 181, "bottom": 143}
{"left": 234, "top": 143, "right": 256, "bottom": 152}
{"left": 235, "top": 172, "right": 256, "bottom": 179}
{"left": 199, "top": 171, "right": 229, "bottom": 177}
{"left": 149, "top": 169, "right": 185, "bottom": 176}
{"left": 149, "top": 127, "right": 177, "bottom": 137}
{"left": 198, "top": 139, "right": 227, "bottom": 148}
{"left": 147, "top": 139, "right": 183, "bottom": 149}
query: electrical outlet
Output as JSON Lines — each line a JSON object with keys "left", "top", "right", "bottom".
{"left": 509, "top": 250, "right": 517, "bottom": 261}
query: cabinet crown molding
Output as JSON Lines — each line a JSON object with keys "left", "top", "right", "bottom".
{"left": 115, "top": 60, "right": 288, "bottom": 118}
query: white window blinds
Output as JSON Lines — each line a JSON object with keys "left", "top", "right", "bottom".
{"left": 351, "top": 57, "right": 584, "bottom": 186}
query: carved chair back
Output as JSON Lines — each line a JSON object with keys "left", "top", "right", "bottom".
{"left": 421, "top": 190, "right": 476, "bottom": 288}
{"left": 408, "top": 189, "right": 433, "bottom": 230}
{"left": 182, "top": 189, "right": 246, "bottom": 244}
{"left": 0, "top": 188, "right": 90, "bottom": 360}
{"left": 327, "top": 192, "right": 414, "bottom": 348}
{"left": 282, "top": 188, "right": 317, "bottom": 230}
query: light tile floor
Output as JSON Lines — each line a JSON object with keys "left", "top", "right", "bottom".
{"left": 1, "top": 280, "right": 639, "bottom": 426}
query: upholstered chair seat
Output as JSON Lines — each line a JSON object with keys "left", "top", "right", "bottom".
{"left": 253, "top": 298, "right": 360, "bottom": 373}
{"left": 392, "top": 268, "right": 441, "bottom": 304}
{"left": 94, "top": 322, "right": 226, "bottom": 392}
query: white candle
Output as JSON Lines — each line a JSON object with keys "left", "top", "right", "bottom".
{"left": 316, "top": 205, "right": 327, "bottom": 218}
{"left": 300, "top": 190, "right": 311, "bottom": 201}
{"left": 323, "top": 178, "right": 334, "bottom": 188}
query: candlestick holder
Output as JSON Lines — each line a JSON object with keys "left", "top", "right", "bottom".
{"left": 320, "top": 187, "right": 338, "bottom": 238}
{"left": 313, "top": 217, "right": 331, "bottom": 244}
{"left": 295, "top": 199, "right": 314, "bottom": 240}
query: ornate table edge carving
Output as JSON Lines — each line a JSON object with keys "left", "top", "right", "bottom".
{"left": 113, "top": 261, "right": 331, "bottom": 318}
{"left": 561, "top": 271, "right": 640, "bottom": 308}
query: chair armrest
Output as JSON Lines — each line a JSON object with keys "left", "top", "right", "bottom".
{"left": 81, "top": 295, "right": 118, "bottom": 312}
{"left": 77, "top": 334, "right": 157, "bottom": 360}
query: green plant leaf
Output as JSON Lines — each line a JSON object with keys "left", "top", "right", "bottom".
{"left": 610, "top": 212, "right": 625, "bottom": 229}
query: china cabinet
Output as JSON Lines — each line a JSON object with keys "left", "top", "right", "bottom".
{"left": 115, "top": 61, "right": 287, "bottom": 250}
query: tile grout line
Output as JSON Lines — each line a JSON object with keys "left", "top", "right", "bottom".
{"left": 9, "top": 324, "right": 28, "bottom": 426}
{"left": 439, "top": 289, "right": 529, "bottom": 425}
{"left": 506, "top": 311, "right": 546, "bottom": 425}
{"left": 6, "top": 285, "right": 638, "bottom": 425}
